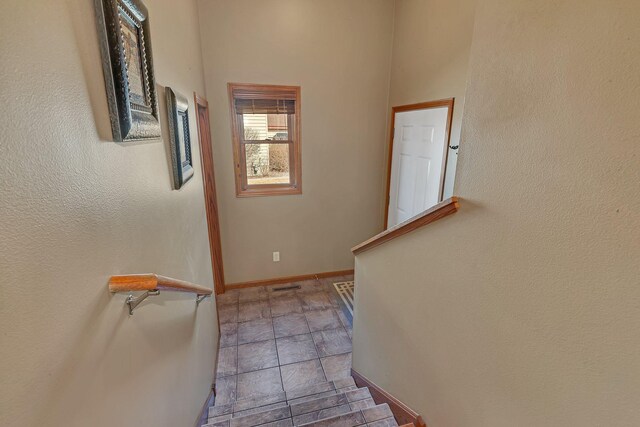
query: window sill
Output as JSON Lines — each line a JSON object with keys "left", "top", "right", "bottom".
{"left": 236, "top": 186, "right": 302, "bottom": 198}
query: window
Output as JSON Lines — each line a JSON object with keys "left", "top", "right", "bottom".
{"left": 228, "top": 83, "right": 302, "bottom": 197}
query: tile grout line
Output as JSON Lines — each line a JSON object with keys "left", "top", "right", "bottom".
{"left": 270, "top": 290, "right": 297, "bottom": 424}
{"left": 301, "top": 294, "right": 331, "bottom": 385}
{"left": 235, "top": 301, "right": 239, "bottom": 408}
{"left": 218, "top": 283, "right": 354, "bottom": 415}
{"left": 268, "top": 291, "right": 287, "bottom": 401}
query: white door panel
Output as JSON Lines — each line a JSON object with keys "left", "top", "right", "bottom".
{"left": 387, "top": 106, "right": 449, "bottom": 228}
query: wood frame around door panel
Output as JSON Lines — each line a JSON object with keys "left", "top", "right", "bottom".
{"left": 194, "top": 93, "right": 226, "bottom": 295}
{"left": 383, "top": 98, "right": 455, "bottom": 229}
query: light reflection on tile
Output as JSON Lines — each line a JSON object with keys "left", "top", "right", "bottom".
{"left": 280, "top": 359, "right": 326, "bottom": 391}
{"left": 236, "top": 367, "right": 283, "bottom": 400}
{"left": 276, "top": 334, "right": 318, "bottom": 365}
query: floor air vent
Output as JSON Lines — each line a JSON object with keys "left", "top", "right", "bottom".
{"left": 272, "top": 284, "right": 301, "bottom": 292}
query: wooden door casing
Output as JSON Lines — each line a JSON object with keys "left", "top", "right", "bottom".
{"left": 384, "top": 99, "right": 454, "bottom": 229}
{"left": 194, "top": 93, "right": 226, "bottom": 295}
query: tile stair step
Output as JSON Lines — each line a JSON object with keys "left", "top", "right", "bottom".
{"left": 209, "top": 377, "right": 358, "bottom": 419}
{"left": 289, "top": 388, "right": 376, "bottom": 426}
{"left": 288, "top": 378, "right": 356, "bottom": 398}
{"left": 289, "top": 387, "right": 371, "bottom": 417}
{"left": 285, "top": 378, "right": 357, "bottom": 405}
{"left": 205, "top": 405, "right": 292, "bottom": 427}
{"left": 257, "top": 420, "right": 294, "bottom": 427}
{"left": 233, "top": 402, "right": 289, "bottom": 419}
{"left": 348, "top": 398, "right": 376, "bottom": 411}
{"left": 207, "top": 413, "right": 233, "bottom": 425}
{"left": 344, "top": 388, "right": 372, "bottom": 404}
{"left": 297, "top": 404, "right": 394, "bottom": 427}
{"left": 360, "top": 404, "right": 395, "bottom": 424}
{"left": 230, "top": 406, "right": 292, "bottom": 427}
{"left": 284, "top": 381, "right": 336, "bottom": 401}
{"left": 223, "top": 386, "right": 337, "bottom": 417}
{"left": 332, "top": 377, "right": 356, "bottom": 390}
{"left": 205, "top": 419, "right": 296, "bottom": 427}
{"left": 211, "top": 386, "right": 373, "bottom": 426}
{"left": 287, "top": 390, "right": 339, "bottom": 407}
{"left": 205, "top": 379, "right": 394, "bottom": 427}
{"left": 234, "top": 392, "right": 288, "bottom": 413}
{"left": 209, "top": 404, "right": 233, "bottom": 419}
{"left": 290, "top": 392, "right": 350, "bottom": 417}
{"left": 209, "top": 402, "right": 288, "bottom": 424}
{"left": 210, "top": 392, "right": 287, "bottom": 418}
{"left": 292, "top": 404, "right": 353, "bottom": 425}
{"left": 296, "top": 409, "right": 365, "bottom": 427}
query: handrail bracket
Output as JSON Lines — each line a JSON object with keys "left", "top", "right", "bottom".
{"left": 110, "top": 273, "right": 213, "bottom": 315}
{"left": 126, "top": 290, "right": 160, "bottom": 315}
{"left": 196, "top": 294, "right": 210, "bottom": 305}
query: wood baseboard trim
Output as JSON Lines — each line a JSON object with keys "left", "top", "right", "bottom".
{"left": 225, "top": 269, "right": 354, "bottom": 290}
{"left": 351, "top": 369, "right": 426, "bottom": 427}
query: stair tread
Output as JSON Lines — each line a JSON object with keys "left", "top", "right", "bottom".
{"left": 292, "top": 404, "right": 352, "bottom": 426}
{"left": 344, "top": 388, "right": 372, "bottom": 403}
{"left": 211, "top": 377, "right": 357, "bottom": 413}
{"left": 297, "top": 404, "right": 393, "bottom": 427}
{"left": 259, "top": 419, "right": 294, "bottom": 427}
{"left": 288, "top": 390, "right": 340, "bottom": 407}
{"left": 332, "top": 378, "right": 356, "bottom": 390}
{"left": 205, "top": 380, "right": 397, "bottom": 427}
{"left": 207, "top": 413, "right": 233, "bottom": 425}
{"left": 297, "top": 408, "right": 366, "bottom": 427}
{"left": 290, "top": 387, "right": 372, "bottom": 416}
{"left": 285, "top": 381, "right": 336, "bottom": 401}
{"left": 229, "top": 405, "right": 292, "bottom": 427}
{"left": 361, "top": 404, "right": 394, "bottom": 423}
{"left": 234, "top": 392, "right": 288, "bottom": 413}
{"left": 233, "top": 402, "right": 289, "bottom": 419}
{"left": 209, "top": 403, "right": 233, "bottom": 418}
{"left": 348, "top": 398, "right": 376, "bottom": 411}
{"left": 290, "top": 392, "right": 349, "bottom": 416}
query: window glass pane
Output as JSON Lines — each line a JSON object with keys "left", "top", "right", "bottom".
{"left": 245, "top": 143, "right": 290, "bottom": 186}
{"left": 243, "top": 114, "right": 288, "bottom": 141}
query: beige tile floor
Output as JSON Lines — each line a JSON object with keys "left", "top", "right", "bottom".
{"left": 214, "top": 276, "right": 354, "bottom": 404}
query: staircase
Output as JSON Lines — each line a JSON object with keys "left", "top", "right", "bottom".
{"left": 204, "top": 376, "right": 400, "bottom": 427}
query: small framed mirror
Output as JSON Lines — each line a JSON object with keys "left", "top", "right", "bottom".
{"left": 166, "top": 87, "right": 194, "bottom": 189}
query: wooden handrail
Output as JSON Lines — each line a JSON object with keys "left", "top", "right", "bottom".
{"left": 109, "top": 274, "right": 213, "bottom": 295}
{"left": 352, "top": 197, "right": 460, "bottom": 255}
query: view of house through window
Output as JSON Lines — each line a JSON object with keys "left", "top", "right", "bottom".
{"left": 229, "top": 83, "right": 302, "bottom": 196}
{"left": 243, "top": 114, "right": 290, "bottom": 185}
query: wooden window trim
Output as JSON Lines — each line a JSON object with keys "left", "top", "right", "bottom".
{"left": 228, "top": 83, "right": 302, "bottom": 198}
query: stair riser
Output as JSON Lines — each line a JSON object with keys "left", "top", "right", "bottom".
{"left": 292, "top": 404, "right": 352, "bottom": 425}
{"left": 205, "top": 377, "right": 396, "bottom": 427}
{"left": 291, "top": 393, "right": 349, "bottom": 416}
{"left": 230, "top": 406, "right": 292, "bottom": 427}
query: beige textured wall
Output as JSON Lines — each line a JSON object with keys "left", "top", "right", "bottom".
{"left": 197, "top": 0, "right": 395, "bottom": 284}
{"left": 387, "top": 0, "right": 476, "bottom": 201}
{"left": 353, "top": 0, "right": 640, "bottom": 425}
{"left": 0, "top": 0, "right": 217, "bottom": 426}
